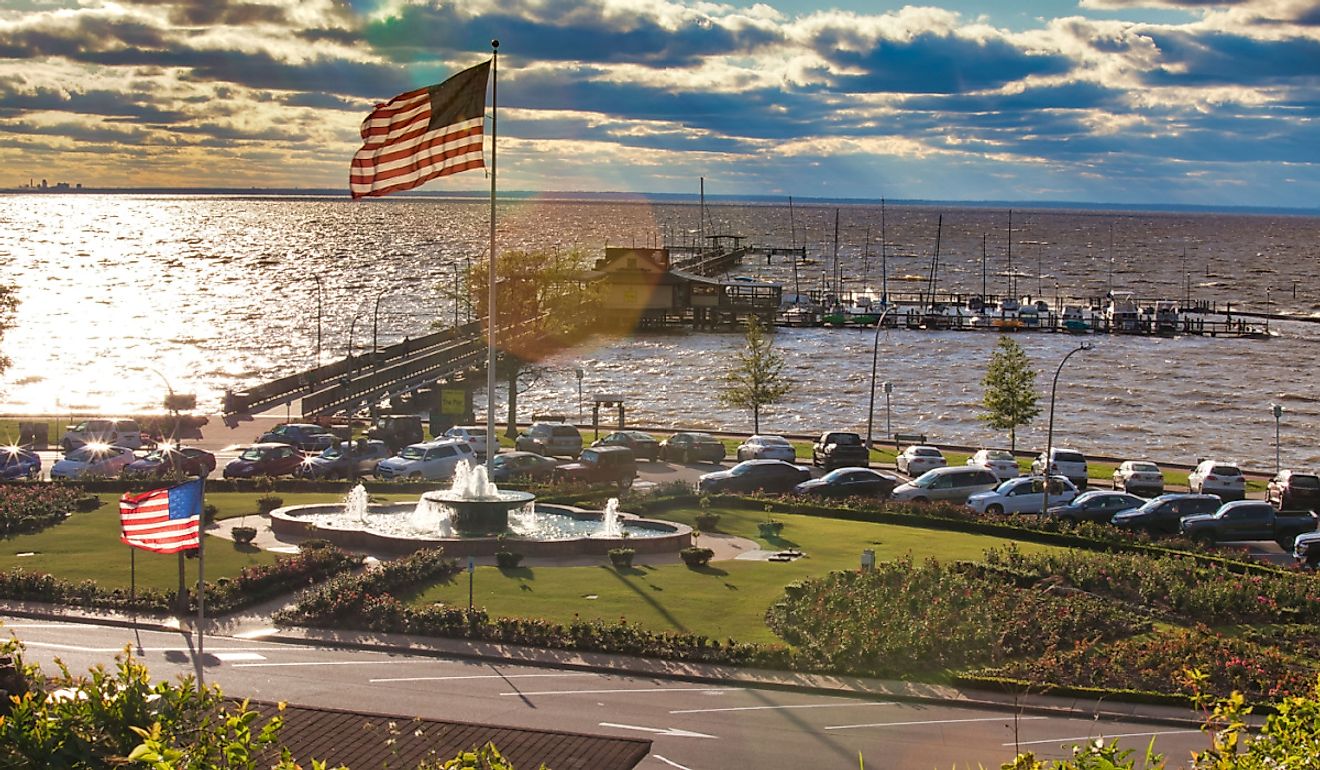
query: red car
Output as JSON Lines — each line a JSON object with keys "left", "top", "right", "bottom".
{"left": 122, "top": 446, "right": 217, "bottom": 479}
{"left": 222, "top": 443, "right": 304, "bottom": 479}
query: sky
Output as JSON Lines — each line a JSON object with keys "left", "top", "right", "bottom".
{"left": 2, "top": 0, "right": 1319, "bottom": 206}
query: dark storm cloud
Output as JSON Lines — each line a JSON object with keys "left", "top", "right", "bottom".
{"left": 807, "top": 29, "right": 1073, "bottom": 94}
{"left": 1141, "top": 30, "right": 1320, "bottom": 86}
{"left": 0, "top": 82, "right": 189, "bottom": 122}
{"left": 118, "top": 0, "right": 288, "bottom": 27}
{"left": 362, "top": 0, "right": 782, "bottom": 67}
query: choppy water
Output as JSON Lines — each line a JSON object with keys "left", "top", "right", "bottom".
{"left": 2, "top": 194, "right": 1318, "bottom": 468}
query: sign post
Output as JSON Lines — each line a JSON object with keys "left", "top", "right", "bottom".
{"left": 468, "top": 556, "right": 475, "bottom": 611}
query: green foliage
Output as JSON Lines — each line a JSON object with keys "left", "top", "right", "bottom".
{"left": 718, "top": 318, "right": 791, "bottom": 433}
{"left": 255, "top": 495, "right": 284, "bottom": 515}
{"left": 606, "top": 547, "right": 635, "bottom": 568}
{"left": 494, "top": 550, "right": 524, "bottom": 569}
{"left": 679, "top": 547, "right": 715, "bottom": 568}
{"left": 0, "top": 282, "right": 15, "bottom": 376}
{"left": 693, "top": 511, "right": 721, "bottom": 531}
{"left": 981, "top": 335, "right": 1041, "bottom": 451}
{"left": 0, "top": 484, "right": 83, "bottom": 539}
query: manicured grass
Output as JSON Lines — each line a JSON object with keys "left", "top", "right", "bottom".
{"left": 0, "top": 419, "right": 64, "bottom": 447}
{"left": 410, "top": 504, "right": 1061, "bottom": 645}
{"left": 0, "top": 492, "right": 352, "bottom": 592}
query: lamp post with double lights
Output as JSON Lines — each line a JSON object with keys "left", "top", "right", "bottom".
{"left": 864, "top": 308, "right": 895, "bottom": 450}
{"left": 1041, "top": 342, "right": 1093, "bottom": 514}
{"left": 1271, "top": 402, "right": 1284, "bottom": 474}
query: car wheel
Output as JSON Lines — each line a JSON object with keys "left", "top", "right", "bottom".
{"left": 408, "top": 472, "right": 422, "bottom": 480}
{"left": 986, "top": 504, "right": 1004, "bottom": 516}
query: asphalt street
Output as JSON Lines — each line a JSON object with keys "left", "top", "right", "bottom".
{"left": 3, "top": 617, "right": 1211, "bottom": 770}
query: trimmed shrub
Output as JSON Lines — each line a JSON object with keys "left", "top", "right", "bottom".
{"left": 680, "top": 547, "right": 714, "bottom": 568}
{"left": 495, "top": 550, "right": 524, "bottom": 569}
{"left": 607, "top": 547, "right": 635, "bottom": 569}
{"left": 255, "top": 494, "right": 284, "bottom": 515}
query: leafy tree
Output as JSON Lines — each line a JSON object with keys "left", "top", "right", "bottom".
{"left": 719, "top": 318, "right": 790, "bottom": 434}
{"left": 980, "top": 335, "right": 1040, "bottom": 451}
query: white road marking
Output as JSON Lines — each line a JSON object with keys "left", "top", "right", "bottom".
{"left": 600, "top": 722, "right": 718, "bottom": 739}
{"left": 670, "top": 701, "right": 896, "bottom": 715}
{"left": 212, "top": 652, "right": 267, "bottom": 662}
{"left": 504, "top": 687, "right": 740, "bottom": 697}
{"left": 826, "top": 716, "right": 1047, "bottom": 731}
{"left": 1006, "top": 729, "right": 1203, "bottom": 747}
{"left": 2, "top": 623, "right": 117, "bottom": 630}
{"left": 651, "top": 755, "right": 695, "bottom": 770}
{"left": 233, "top": 660, "right": 418, "bottom": 668}
{"left": 370, "top": 673, "right": 597, "bottom": 683}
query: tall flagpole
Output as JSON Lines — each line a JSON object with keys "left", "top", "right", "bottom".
{"left": 486, "top": 40, "right": 499, "bottom": 472}
{"left": 196, "top": 479, "right": 205, "bottom": 688}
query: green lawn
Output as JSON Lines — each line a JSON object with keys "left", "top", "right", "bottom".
{"left": 410, "top": 504, "right": 1061, "bottom": 645}
{"left": 0, "top": 492, "right": 351, "bottom": 592}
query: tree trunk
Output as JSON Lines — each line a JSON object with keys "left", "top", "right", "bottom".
{"left": 1010, "top": 425, "right": 1016, "bottom": 453}
{"left": 505, "top": 360, "right": 519, "bottom": 439}
{"left": 753, "top": 404, "right": 760, "bottom": 434}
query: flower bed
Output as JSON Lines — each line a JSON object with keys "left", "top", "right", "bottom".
{"left": 0, "top": 543, "right": 360, "bottom": 615}
{"left": 765, "top": 556, "right": 1149, "bottom": 675}
{"left": 0, "top": 485, "right": 87, "bottom": 539}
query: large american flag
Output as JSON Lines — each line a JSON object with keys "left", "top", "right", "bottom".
{"left": 350, "top": 60, "right": 491, "bottom": 199}
{"left": 120, "top": 478, "right": 203, "bottom": 554}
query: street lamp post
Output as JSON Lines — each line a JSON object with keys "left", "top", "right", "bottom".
{"left": 575, "top": 368, "right": 584, "bottom": 423}
{"left": 884, "top": 381, "right": 893, "bottom": 446}
{"left": 865, "top": 308, "right": 895, "bottom": 450}
{"left": 1041, "top": 342, "right": 1092, "bottom": 514}
{"left": 310, "top": 275, "right": 323, "bottom": 370}
{"left": 1272, "top": 402, "right": 1283, "bottom": 474}
{"left": 371, "top": 288, "right": 389, "bottom": 365}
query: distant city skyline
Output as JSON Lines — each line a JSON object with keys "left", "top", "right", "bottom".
{"left": 1, "top": 0, "right": 1317, "bottom": 207}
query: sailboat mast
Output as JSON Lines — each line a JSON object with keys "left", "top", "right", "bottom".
{"left": 927, "top": 214, "right": 942, "bottom": 311}
{"left": 881, "top": 198, "right": 888, "bottom": 304}
{"left": 1007, "top": 208, "right": 1014, "bottom": 298}
{"left": 833, "top": 208, "right": 840, "bottom": 298}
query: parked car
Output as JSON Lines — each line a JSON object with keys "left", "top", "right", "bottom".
{"left": 50, "top": 444, "right": 137, "bottom": 479}
{"left": 553, "top": 446, "right": 637, "bottom": 489}
{"left": 443, "top": 426, "right": 490, "bottom": 459}
{"left": 0, "top": 446, "right": 41, "bottom": 480}
{"left": 1110, "top": 493, "right": 1222, "bottom": 535}
{"left": 592, "top": 431, "right": 661, "bottom": 462}
{"left": 222, "top": 443, "right": 305, "bottom": 479}
{"left": 737, "top": 435, "right": 797, "bottom": 463}
{"left": 1045, "top": 490, "right": 1148, "bottom": 524}
{"left": 257, "top": 423, "right": 339, "bottom": 452}
{"left": 896, "top": 445, "right": 946, "bottom": 477}
{"left": 366, "top": 414, "right": 424, "bottom": 451}
{"left": 121, "top": 446, "right": 217, "bottom": 479}
{"left": 660, "top": 432, "right": 726, "bottom": 464}
{"left": 1188, "top": 460, "right": 1246, "bottom": 501}
{"left": 1180, "top": 500, "right": 1318, "bottom": 549}
{"left": 488, "top": 451, "right": 559, "bottom": 483}
{"left": 514, "top": 423, "right": 583, "bottom": 458}
{"left": 61, "top": 418, "right": 144, "bottom": 451}
{"left": 297, "top": 440, "right": 392, "bottom": 480}
{"left": 890, "top": 466, "right": 1000, "bottom": 504}
{"left": 1112, "top": 460, "right": 1165, "bottom": 497}
{"left": 812, "top": 431, "right": 869, "bottom": 470}
{"left": 967, "top": 449, "right": 1020, "bottom": 481}
{"left": 1294, "top": 531, "right": 1320, "bottom": 568}
{"left": 1031, "top": 448, "right": 1089, "bottom": 490}
{"left": 794, "top": 467, "right": 900, "bottom": 499}
{"left": 967, "top": 475, "right": 1079, "bottom": 515}
{"left": 1267, "top": 470, "right": 1320, "bottom": 511}
{"left": 375, "top": 439, "right": 477, "bottom": 480}
{"left": 698, "top": 459, "right": 810, "bottom": 495}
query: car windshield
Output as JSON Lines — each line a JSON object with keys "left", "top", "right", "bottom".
{"left": 731, "top": 462, "right": 757, "bottom": 476}
{"left": 1054, "top": 451, "right": 1085, "bottom": 463}
{"left": 1130, "top": 462, "right": 1159, "bottom": 473}
{"left": 761, "top": 436, "right": 791, "bottom": 446}
{"left": 829, "top": 434, "right": 861, "bottom": 445}
{"left": 1213, "top": 465, "right": 1241, "bottom": 476}
{"left": 914, "top": 448, "right": 941, "bottom": 457}
{"left": 691, "top": 434, "right": 718, "bottom": 444}
{"left": 400, "top": 446, "right": 427, "bottom": 460}
{"left": 995, "top": 479, "right": 1029, "bottom": 494}
{"left": 321, "top": 444, "right": 345, "bottom": 459}
{"left": 911, "top": 471, "right": 943, "bottom": 488}
{"left": 626, "top": 432, "right": 652, "bottom": 440}
{"left": 1290, "top": 474, "right": 1320, "bottom": 488}
{"left": 822, "top": 468, "right": 865, "bottom": 482}
{"left": 984, "top": 451, "right": 1013, "bottom": 461}
{"left": 2, "top": 451, "right": 31, "bottom": 466}
{"left": 238, "top": 447, "right": 267, "bottom": 461}
{"left": 580, "top": 450, "right": 599, "bottom": 463}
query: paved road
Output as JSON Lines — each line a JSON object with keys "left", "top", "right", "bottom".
{"left": 3, "top": 617, "right": 1210, "bottom": 770}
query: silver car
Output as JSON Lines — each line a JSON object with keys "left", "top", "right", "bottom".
{"left": 890, "top": 466, "right": 1000, "bottom": 504}
{"left": 967, "top": 448, "right": 1020, "bottom": 481}
{"left": 736, "top": 435, "right": 796, "bottom": 462}
{"left": 1112, "top": 460, "right": 1165, "bottom": 496}
{"left": 896, "top": 445, "right": 947, "bottom": 476}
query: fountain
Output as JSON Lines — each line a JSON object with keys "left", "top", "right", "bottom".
{"left": 268, "top": 461, "right": 692, "bottom": 558}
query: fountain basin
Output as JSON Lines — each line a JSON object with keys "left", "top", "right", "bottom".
{"left": 269, "top": 502, "right": 693, "bottom": 558}
{"left": 419, "top": 489, "right": 537, "bottom": 536}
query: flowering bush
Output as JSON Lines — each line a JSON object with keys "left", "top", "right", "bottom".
{"left": 765, "top": 556, "right": 1149, "bottom": 675}
{"left": 0, "top": 485, "right": 85, "bottom": 539}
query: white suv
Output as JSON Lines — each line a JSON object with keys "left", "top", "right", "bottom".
{"left": 1188, "top": 460, "right": 1246, "bottom": 502}
{"left": 967, "top": 448, "right": 1020, "bottom": 481}
{"left": 1032, "top": 448, "right": 1089, "bottom": 490}
{"left": 444, "top": 426, "right": 490, "bottom": 459}
{"left": 375, "top": 439, "right": 476, "bottom": 480}
{"left": 62, "top": 418, "right": 144, "bottom": 450}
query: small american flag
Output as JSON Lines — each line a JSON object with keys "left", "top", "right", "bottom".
{"left": 120, "top": 478, "right": 203, "bottom": 554}
{"left": 350, "top": 60, "right": 491, "bottom": 199}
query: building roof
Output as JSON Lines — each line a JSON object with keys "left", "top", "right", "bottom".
{"left": 254, "top": 700, "right": 651, "bottom": 770}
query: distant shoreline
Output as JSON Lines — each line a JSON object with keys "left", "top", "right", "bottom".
{"left": 5, "top": 187, "right": 1318, "bottom": 217}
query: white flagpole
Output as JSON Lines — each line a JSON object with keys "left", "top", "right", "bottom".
{"left": 195, "top": 480, "right": 205, "bottom": 688}
{"left": 486, "top": 39, "right": 499, "bottom": 472}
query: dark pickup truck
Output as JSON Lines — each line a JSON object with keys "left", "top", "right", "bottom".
{"left": 1179, "top": 500, "right": 1318, "bottom": 549}
{"left": 812, "top": 431, "right": 869, "bottom": 470}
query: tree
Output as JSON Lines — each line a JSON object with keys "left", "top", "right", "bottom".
{"left": 980, "top": 335, "right": 1041, "bottom": 452}
{"left": 0, "top": 283, "right": 16, "bottom": 378}
{"left": 719, "top": 318, "right": 791, "bottom": 434}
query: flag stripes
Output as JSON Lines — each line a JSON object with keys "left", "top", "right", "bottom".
{"left": 350, "top": 60, "right": 491, "bottom": 199}
{"left": 120, "top": 479, "right": 202, "bottom": 554}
